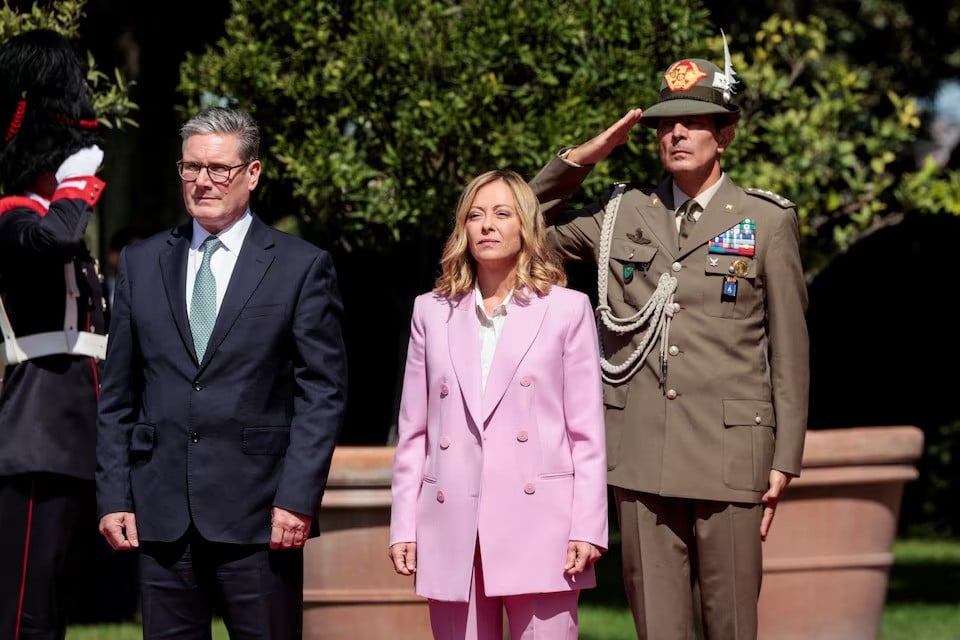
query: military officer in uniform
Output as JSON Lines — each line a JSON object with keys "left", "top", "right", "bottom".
{"left": 530, "top": 51, "right": 809, "bottom": 639}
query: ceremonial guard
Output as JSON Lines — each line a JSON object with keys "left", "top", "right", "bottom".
{"left": 531, "top": 36, "right": 810, "bottom": 639}
{"left": 0, "top": 29, "right": 108, "bottom": 639}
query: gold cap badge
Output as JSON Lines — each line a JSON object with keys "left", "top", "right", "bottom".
{"left": 663, "top": 60, "right": 708, "bottom": 92}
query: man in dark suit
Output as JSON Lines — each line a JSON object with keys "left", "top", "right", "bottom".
{"left": 531, "top": 53, "right": 809, "bottom": 639}
{"left": 96, "top": 106, "right": 348, "bottom": 639}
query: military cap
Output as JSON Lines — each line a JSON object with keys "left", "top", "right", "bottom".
{"left": 641, "top": 58, "right": 740, "bottom": 127}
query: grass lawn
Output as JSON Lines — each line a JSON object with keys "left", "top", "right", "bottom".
{"left": 66, "top": 538, "right": 959, "bottom": 639}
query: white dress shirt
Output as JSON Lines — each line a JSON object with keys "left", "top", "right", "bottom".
{"left": 474, "top": 284, "right": 513, "bottom": 391}
{"left": 672, "top": 173, "right": 726, "bottom": 232}
{"left": 185, "top": 210, "right": 253, "bottom": 316}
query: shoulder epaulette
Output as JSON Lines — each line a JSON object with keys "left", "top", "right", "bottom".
{"left": 745, "top": 187, "right": 795, "bottom": 209}
{"left": 0, "top": 195, "right": 46, "bottom": 217}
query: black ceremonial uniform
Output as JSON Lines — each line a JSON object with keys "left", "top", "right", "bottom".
{"left": 0, "top": 179, "right": 107, "bottom": 638}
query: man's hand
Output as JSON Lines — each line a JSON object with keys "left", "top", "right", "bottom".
{"left": 564, "top": 540, "right": 602, "bottom": 576}
{"left": 389, "top": 542, "right": 417, "bottom": 576}
{"left": 99, "top": 512, "right": 139, "bottom": 550}
{"left": 270, "top": 507, "right": 312, "bottom": 550}
{"left": 760, "top": 469, "right": 793, "bottom": 541}
{"left": 564, "top": 108, "right": 643, "bottom": 166}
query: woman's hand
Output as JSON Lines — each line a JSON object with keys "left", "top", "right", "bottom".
{"left": 389, "top": 541, "right": 417, "bottom": 576}
{"left": 564, "top": 540, "right": 602, "bottom": 576}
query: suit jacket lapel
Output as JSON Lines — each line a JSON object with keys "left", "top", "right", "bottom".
{"left": 159, "top": 224, "right": 197, "bottom": 364}
{"left": 481, "top": 293, "right": 549, "bottom": 424}
{"left": 448, "top": 295, "right": 483, "bottom": 430}
{"left": 201, "top": 216, "right": 275, "bottom": 369}
{"left": 679, "top": 178, "right": 746, "bottom": 259}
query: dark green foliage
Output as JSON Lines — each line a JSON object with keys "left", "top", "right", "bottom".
{"left": 177, "top": 0, "right": 711, "bottom": 250}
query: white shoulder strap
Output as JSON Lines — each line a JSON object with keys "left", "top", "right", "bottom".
{"left": 1, "top": 261, "right": 107, "bottom": 366}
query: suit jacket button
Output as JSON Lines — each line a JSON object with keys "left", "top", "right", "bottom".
{"left": 439, "top": 384, "right": 449, "bottom": 397}
{"left": 668, "top": 345, "right": 680, "bottom": 356}
{"left": 671, "top": 261, "right": 682, "bottom": 272}
{"left": 191, "top": 432, "right": 199, "bottom": 443}
{"left": 193, "top": 382, "right": 202, "bottom": 391}
{"left": 436, "top": 491, "right": 445, "bottom": 503}
{"left": 523, "top": 483, "right": 536, "bottom": 495}
{"left": 519, "top": 376, "right": 531, "bottom": 387}
{"left": 665, "top": 389, "right": 678, "bottom": 400}
{"left": 439, "top": 437, "right": 450, "bottom": 449}
{"left": 755, "top": 415, "right": 763, "bottom": 424}
{"left": 516, "top": 430, "right": 528, "bottom": 442}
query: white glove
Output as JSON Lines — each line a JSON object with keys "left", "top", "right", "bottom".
{"left": 56, "top": 145, "right": 104, "bottom": 183}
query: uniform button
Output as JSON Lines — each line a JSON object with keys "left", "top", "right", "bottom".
{"left": 671, "top": 262, "right": 682, "bottom": 272}
{"left": 755, "top": 415, "right": 763, "bottom": 424}
{"left": 439, "top": 384, "right": 449, "bottom": 398}
{"left": 668, "top": 345, "right": 679, "bottom": 356}
{"left": 666, "top": 389, "right": 678, "bottom": 400}
{"left": 439, "top": 437, "right": 451, "bottom": 449}
{"left": 523, "top": 483, "right": 536, "bottom": 495}
{"left": 516, "top": 430, "right": 529, "bottom": 442}
{"left": 191, "top": 432, "right": 199, "bottom": 443}
{"left": 436, "top": 491, "right": 445, "bottom": 503}
{"left": 672, "top": 302, "right": 681, "bottom": 312}
{"left": 519, "top": 376, "right": 531, "bottom": 387}
{"left": 193, "top": 383, "right": 202, "bottom": 391}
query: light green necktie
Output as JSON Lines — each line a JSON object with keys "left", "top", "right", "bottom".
{"left": 190, "top": 236, "right": 222, "bottom": 361}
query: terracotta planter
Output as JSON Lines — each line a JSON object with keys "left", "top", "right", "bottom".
{"left": 303, "top": 446, "right": 431, "bottom": 640}
{"left": 758, "top": 426, "right": 925, "bottom": 640}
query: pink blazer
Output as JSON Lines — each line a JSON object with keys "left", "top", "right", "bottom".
{"left": 390, "top": 285, "right": 607, "bottom": 601}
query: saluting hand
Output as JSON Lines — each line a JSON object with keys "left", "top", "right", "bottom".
{"left": 565, "top": 108, "right": 644, "bottom": 166}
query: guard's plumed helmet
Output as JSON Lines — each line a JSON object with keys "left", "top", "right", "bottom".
{"left": 0, "top": 28, "right": 101, "bottom": 193}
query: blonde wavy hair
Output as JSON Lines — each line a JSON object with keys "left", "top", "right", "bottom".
{"left": 434, "top": 169, "right": 567, "bottom": 300}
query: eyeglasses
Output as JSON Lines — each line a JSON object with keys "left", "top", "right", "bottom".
{"left": 176, "top": 160, "right": 252, "bottom": 184}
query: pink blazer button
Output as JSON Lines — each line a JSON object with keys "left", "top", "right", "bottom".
{"left": 436, "top": 491, "right": 445, "bottom": 503}
{"left": 516, "top": 431, "right": 529, "bottom": 442}
{"left": 519, "top": 376, "right": 532, "bottom": 387}
{"left": 523, "top": 483, "right": 535, "bottom": 495}
{"left": 439, "top": 437, "right": 451, "bottom": 449}
{"left": 439, "top": 384, "right": 449, "bottom": 397}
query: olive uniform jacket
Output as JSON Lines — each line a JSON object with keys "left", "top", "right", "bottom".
{"left": 530, "top": 157, "right": 809, "bottom": 504}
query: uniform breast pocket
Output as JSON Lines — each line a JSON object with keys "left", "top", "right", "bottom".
{"left": 609, "top": 239, "right": 658, "bottom": 308}
{"left": 702, "top": 254, "right": 762, "bottom": 319}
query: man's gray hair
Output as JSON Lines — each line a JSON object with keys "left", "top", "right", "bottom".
{"left": 180, "top": 107, "right": 260, "bottom": 162}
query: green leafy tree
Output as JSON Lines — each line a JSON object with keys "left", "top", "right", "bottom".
{"left": 177, "top": 0, "right": 711, "bottom": 256}
{"left": 0, "top": 0, "right": 138, "bottom": 132}
{"left": 178, "top": 0, "right": 959, "bottom": 283}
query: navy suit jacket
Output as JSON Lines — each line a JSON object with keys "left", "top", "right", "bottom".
{"left": 96, "top": 214, "right": 347, "bottom": 544}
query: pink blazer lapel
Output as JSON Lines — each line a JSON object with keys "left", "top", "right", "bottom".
{"left": 447, "top": 296, "right": 483, "bottom": 429}
{"left": 481, "top": 294, "right": 549, "bottom": 424}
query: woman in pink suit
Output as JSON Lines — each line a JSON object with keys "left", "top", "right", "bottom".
{"left": 389, "top": 170, "right": 608, "bottom": 639}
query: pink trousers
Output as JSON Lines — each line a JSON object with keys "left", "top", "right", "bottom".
{"left": 427, "top": 546, "right": 580, "bottom": 640}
